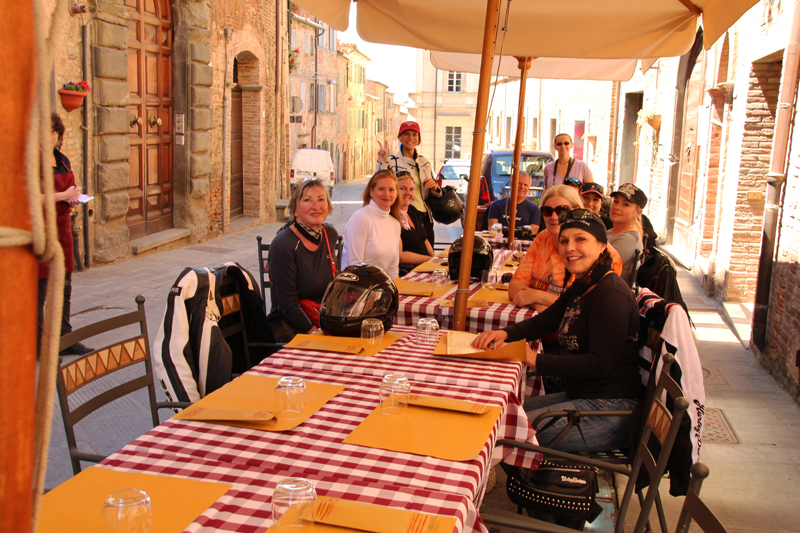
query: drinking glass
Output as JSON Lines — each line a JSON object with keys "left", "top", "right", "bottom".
{"left": 275, "top": 376, "right": 307, "bottom": 419}
{"left": 271, "top": 477, "right": 317, "bottom": 530}
{"left": 102, "top": 489, "right": 152, "bottom": 533}
{"left": 361, "top": 318, "right": 384, "bottom": 346}
{"left": 432, "top": 269, "right": 449, "bottom": 289}
{"left": 416, "top": 318, "right": 440, "bottom": 346}
{"left": 491, "top": 223, "right": 503, "bottom": 237}
{"left": 481, "top": 269, "right": 497, "bottom": 290}
{"left": 380, "top": 374, "right": 411, "bottom": 415}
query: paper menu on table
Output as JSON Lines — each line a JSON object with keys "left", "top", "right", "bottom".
{"left": 446, "top": 331, "right": 480, "bottom": 355}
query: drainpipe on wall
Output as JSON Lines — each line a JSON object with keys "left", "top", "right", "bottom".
{"left": 221, "top": 25, "right": 230, "bottom": 234}
{"left": 609, "top": 80, "right": 621, "bottom": 190}
{"left": 753, "top": 1, "right": 800, "bottom": 349}
{"left": 81, "top": 13, "right": 95, "bottom": 269}
{"left": 433, "top": 65, "right": 438, "bottom": 163}
{"left": 311, "top": 26, "right": 322, "bottom": 147}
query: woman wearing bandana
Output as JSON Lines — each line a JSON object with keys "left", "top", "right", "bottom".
{"left": 267, "top": 179, "right": 338, "bottom": 342}
{"left": 473, "top": 209, "right": 644, "bottom": 453}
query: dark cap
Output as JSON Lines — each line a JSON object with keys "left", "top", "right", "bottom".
{"left": 611, "top": 183, "right": 647, "bottom": 208}
{"left": 558, "top": 209, "right": 608, "bottom": 244}
{"left": 580, "top": 182, "right": 605, "bottom": 198}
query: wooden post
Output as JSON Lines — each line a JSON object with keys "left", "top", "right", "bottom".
{"left": 506, "top": 56, "right": 532, "bottom": 250}
{"left": 453, "top": 0, "right": 501, "bottom": 331}
{"left": 0, "top": 2, "right": 37, "bottom": 531}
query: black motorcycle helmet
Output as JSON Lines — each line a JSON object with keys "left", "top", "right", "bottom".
{"left": 425, "top": 185, "right": 464, "bottom": 225}
{"left": 502, "top": 224, "right": 535, "bottom": 240}
{"left": 319, "top": 264, "right": 399, "bottom": 337}
{"left": 448, "top": 235, "right": 494, "bottom": 281}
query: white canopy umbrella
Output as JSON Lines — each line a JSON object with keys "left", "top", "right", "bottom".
{"left": 294, "top": 0, "right": 758, "bottom": 58}
{"left": 292, "top": 0, "right": 758, "bottom": 329}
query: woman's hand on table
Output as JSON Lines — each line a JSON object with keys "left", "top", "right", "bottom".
{"left": 472, "top": 330, "right": 508, "bottom": 350}
{"left": 510, "top": 288, "right": 540, "bottom": 308}
{"left": 525, "top": 344, "right": 537, "bottom": 369}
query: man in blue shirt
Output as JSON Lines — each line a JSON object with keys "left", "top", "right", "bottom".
{"left": 487, "top": 172, "right": 541, "bottom": 234}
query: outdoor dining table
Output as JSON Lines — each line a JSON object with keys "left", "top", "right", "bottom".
{"left": 474, "top": 234, "right": 533, "bottom": 253}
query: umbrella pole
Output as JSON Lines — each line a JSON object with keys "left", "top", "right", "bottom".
{"left": 453, "top": 0, "right": 501, "bottom": 331}
{"left": 506, "top": 56, "right": 532, "bottom": 250}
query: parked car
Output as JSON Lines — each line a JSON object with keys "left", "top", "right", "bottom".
{"left": 480, "top": 150, "right": 553, "bottom": 203}
{"left": 436, "top": 159, "right": 472, "bottom": 200}
{"left": 290, "top": 149, "right": 335, "bottom": 196}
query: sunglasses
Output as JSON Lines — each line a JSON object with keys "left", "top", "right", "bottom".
{"left": 564, "top": 177, "right": 582, "bottom": 187}
{"left": 555, "top": 142, "right": 571, "bottom": 146}
{"left": 541, "top": 205, "right": 572, "bottom": 218}
{"left": 395, "top": 170, "right": 410, "bottom": 177}
{"left": 501, "top": 272, "right": 514, "bottom": 284}
{"left": 558, "top": 208, "right": 603, "bottom": 225}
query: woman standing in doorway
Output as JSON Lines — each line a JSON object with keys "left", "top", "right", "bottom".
{"left": 543, "top": 133, "right": 594, "bottom": 191}
{"left": 376, "top": 121, "right": 441, "bottom": 245}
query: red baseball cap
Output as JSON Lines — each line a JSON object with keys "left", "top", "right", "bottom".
{"left": 398, "top": 121, "right": 421, "bottom": 139}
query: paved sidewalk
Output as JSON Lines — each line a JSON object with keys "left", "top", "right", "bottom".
{"left": 45, "top": 204, "right": 800, "bottom": 533}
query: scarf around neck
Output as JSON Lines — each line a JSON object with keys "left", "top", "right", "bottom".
{"left": 294, "top": 221, "right": 322, "bottom": 244}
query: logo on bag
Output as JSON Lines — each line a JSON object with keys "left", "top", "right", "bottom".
{"left": 561, "top": 476, "right": 587, "bottom": 485}
{"left": 338, "top": 272, "right": 359, "bottom": 282}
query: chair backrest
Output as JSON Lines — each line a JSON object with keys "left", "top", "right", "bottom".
{"left": 628, "top": 248, "right": 642, "bottom": 288}
{"left": 56, "top": 295, "right": 159, "bottom": 475}
{"left": 675, "top": 463, "right": 728, "bottom": 533}
{"left": 616, "top": 352, "right": 690, "bottom": 533}
{"left": 256, "top": 235, "right": 270, "bottom": 313}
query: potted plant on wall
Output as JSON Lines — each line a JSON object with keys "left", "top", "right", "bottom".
{"left": 58, "top": 80, "right": 91, "bottom": 112}
{"left": 288, "top": 48, "right": 299, "bottom": 73}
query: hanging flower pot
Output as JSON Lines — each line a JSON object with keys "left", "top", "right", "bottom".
{"left": 58, "top": 81, "right": 91, "bottom": 113}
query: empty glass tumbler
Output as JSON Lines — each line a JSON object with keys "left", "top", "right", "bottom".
{"left": 271, "top": 477, "right": 318, "bottom": 530}
{"left": 380, "top": 374, "right": 411, "bottom": 415}
{"left": 431, "top": 269, "right": 449, "bottom": 289}
{"left": 491, "top": 223, "right": 503, "bottom": 237}
{"left": 361, "top": 318, "right": 384, "bottom": 346}
{"left": 416, "top": 318, "right": 440, "bottom": 346}
{"left": 275, "top": 376, "right": 307, "bottom": 419}
{"left": 481, "top": 269, "right": 497, "bottom": 290}
{"left": 102, "top": 489, "right": 152, "bottom": 533}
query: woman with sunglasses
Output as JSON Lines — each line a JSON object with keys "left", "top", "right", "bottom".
{"left": 543, "top": 133, "right": 594, "bottom": 191}
{"left": 473, "top": 209, "right": 644, "bottom": 452}
{"left": 509, "top": 186, "right": 621, "bottom": 315}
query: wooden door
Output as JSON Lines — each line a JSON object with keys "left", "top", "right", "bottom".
{"left": 126, "top": 0, "right": 173, "bottom": 240}
{"left": 677, "top": 59, "right": 704, "bottom": 226}
{"left": 230, "top": 87, "right": 244, "bottom": 220}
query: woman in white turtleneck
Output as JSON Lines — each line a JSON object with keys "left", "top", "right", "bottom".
{"left": 342, "top": 171, "right": 402, "bottom": 279}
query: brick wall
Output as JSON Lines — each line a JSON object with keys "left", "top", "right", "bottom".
{"left": 725, "top": 60, "right": 781, "bottom": 302}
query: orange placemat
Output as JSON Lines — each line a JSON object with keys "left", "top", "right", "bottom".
{"left": 342, "top": 400, "right": 502, "bottom": 461}
{"left": 267, "top": 496, "right": 456, "bottom": 533}
{"left": 409, "top": 394, "right": 491, "bottom": 414}
{"left": 37, "top": 466, "right": 232, "bottom": 533}
{"left": 287, "top": 331, "right": 406, "bottom": 357}
{"left": 394, "top": 278, "right": 455, "bottom": 299}
{"left": 411, "top": 262, "right": 445, "bottom": 273}
{"left": 435, "top": 248, "right": 450, "bottom": 258}
{"left": 432, "top": 334, "right": 527, "bottom": 363}
{"left": 173, "top": 374, "right": 344, "bottom": 431}
{"left": 470, "top": 287, "right": 514, "bottom": 305}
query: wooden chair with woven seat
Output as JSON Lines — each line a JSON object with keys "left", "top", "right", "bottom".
{"left": 481, "top": 352, "right": 689, "bottom": 533}
{"left": 56, "top": 295, "right": 189, "bottom": 475}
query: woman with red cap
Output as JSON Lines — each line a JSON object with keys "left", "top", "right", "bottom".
{"left": 376, "top": 121, "right": 441, "bottom": 245}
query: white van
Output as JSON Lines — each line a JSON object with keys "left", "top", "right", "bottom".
{"left": 290, "top": 149, "right": 335, "bottom": 196}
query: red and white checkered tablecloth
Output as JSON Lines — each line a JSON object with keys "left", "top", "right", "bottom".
{"left": 266, "top": 325, "right": 526, "bottom": 398}
{"left": 396, "top": 270, "right": 538, "bottom": 333}
{"left": 482, "top": 236, "right": 532, "bottom": 253}
{"left": 100, "top": 452, "right": 483, "bottom": 533}
{"left": 122, "top": 368, "right": 541, "bottom": 510}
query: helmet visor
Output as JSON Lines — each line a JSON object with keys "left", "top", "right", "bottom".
{"left": 322, "top": 283, "right": 394, "bottom": 318}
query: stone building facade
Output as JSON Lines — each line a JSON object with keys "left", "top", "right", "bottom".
{"left": 47, "top": 0, "right": 289, "bottom": 267}
{"left": 615, "top": 1, "right": 800, "bottom": 400}
{"left": 338, "top": 44, "right": 371, "bottom": 182}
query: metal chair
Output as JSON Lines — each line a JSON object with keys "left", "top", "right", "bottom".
{"left": 56, "top": 295, "right": 189, "bottom": 475}
{"left": 674, "top": 463, "right": 729, "bottom": 533}
{"left": 256, "top": 235, "right": 270, "bottom": 314}
{"left": 481, "top": 352, "right": 689, "bottom": 533}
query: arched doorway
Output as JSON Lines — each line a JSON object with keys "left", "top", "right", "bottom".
{"left": 125, "top": 0, "right": 173, "bottom": 239}
{"left": 230, "top": 59, "right": 244, "bottom": 220}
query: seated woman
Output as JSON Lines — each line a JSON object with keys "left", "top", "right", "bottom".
{"left": 579, "top": 182, "right": 613, "bottom": 230}
{"left": 509, "top": 185, "right": 622, "bottom": 313}
{"left": 397, "top": 174, "right": 434, "bottom": 275}
{"left": 341, "top": 170, "right": 402, "bottom": 279}
{"left": 473, "top": 209, "right": 645, "bottom": 452}
{"left": 267, "top": 179, "right": 338, "bottom": 342}
{"left": 608, "top": 183, "right": 647, "bottom": 284}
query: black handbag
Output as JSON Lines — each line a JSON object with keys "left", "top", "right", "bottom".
{"left": 506, "top": 459, "right": 603, "bottom": 531}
